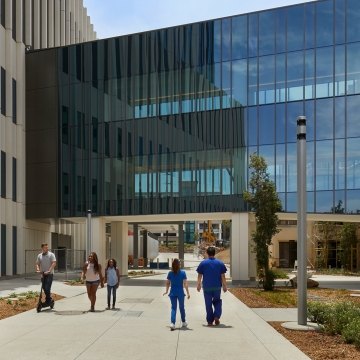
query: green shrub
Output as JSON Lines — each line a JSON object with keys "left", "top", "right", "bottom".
{"left": 343, "top": 318, "right": 360, "bottom": 347}
{"left": 271, "top": 269, "right": 289, "bottom": 279}
{"left": 323, "top": 302, "right": 360, "bottom": 335}
{"left": 308, "top": 301, "right": 332, "bottom": 324}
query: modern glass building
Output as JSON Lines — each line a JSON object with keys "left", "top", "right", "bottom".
{"left": 25, "top": 0, "right": 360, "bottom": 280}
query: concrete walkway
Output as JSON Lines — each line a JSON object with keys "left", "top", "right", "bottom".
{"left": 0, "top": 270, "right": 310, "bottom": 360}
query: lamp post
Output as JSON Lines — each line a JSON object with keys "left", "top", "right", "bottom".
{"left": 87, "top": 209, "right": 92, "bottom": 256}
{"left": 297, "top": 116, "right": 307, "bottom": 325}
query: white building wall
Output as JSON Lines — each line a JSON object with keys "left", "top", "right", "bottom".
{"left": 0, "top": 0, "right": 96, "bottom": 277}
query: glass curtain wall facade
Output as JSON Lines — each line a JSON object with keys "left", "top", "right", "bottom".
{"left": 26, "top": 0, "right": 360, "bottom": 218}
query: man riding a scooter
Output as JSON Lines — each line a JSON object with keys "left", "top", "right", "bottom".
{"left": 35, "top": 243, "right": 57, "bottom": 306}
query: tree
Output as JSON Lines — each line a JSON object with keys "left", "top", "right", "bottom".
{"left": 244, "top": 154, "right": 282, "bottom": 290}
{"left": 339, "top": 223, "right": 358, "bottom": 271}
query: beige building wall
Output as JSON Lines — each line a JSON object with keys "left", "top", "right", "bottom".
{"left": 0, "top": 0, "right": 96, "bottom": 277}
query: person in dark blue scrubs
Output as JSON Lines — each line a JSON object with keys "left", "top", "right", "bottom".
{"left": 163, "top": 258, "right": 190, "bottom": 330}
{"left": 196, "top": 246, "right": 227, "bottom": 326}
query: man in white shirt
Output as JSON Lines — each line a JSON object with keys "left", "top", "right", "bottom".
{"left": 35, "top": 243, "right": 57, "bottom": 305}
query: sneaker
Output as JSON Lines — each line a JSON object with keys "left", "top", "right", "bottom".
{"left": 105, "top": 306, "right": 110, "bottom": 310}
{"left": 112, "top": 305, "right": 115, "bottom": 309}
{"left": 214, "top": 318, "right": 220, "bottom": 326}
{"left": 170, "top": 323, "right": 176, "bottom": 330}
{"left": 182, "top": 321, "right": 188, "bottom": 327}
{"left": 207, "top": 322, "right": 214, "bottom": 326}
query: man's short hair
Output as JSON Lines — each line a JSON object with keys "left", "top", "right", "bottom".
{"left": 41, "top": 243, "right": 48, "bottom": 248}
{"left": 206, "top": 246, "right": 216, "bottom": 256}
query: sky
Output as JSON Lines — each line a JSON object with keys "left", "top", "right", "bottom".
{"left": 83, "top": 0, "right": 315, "bottom": 39}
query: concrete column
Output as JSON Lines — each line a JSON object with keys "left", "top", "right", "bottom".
{"left": 178, "top": 223, "right": 184, "bottom": 267}
{"left": 60, "top": 0, "right": 65, "bottom": 46}
{"left": 142, "top": 230, "right": 148, "bottom": 266}
{"left": 54, "top": 0, "right": 60, "bottom": 46}
{"left": 65, "top": 0, "right": 70, "bottom": 44}
{"left": 78, "top": 0, "right": 83, "bottom": 42}
{"left": 33, "top": 0, "right": 40, "bottom": 49}
{"left": 82, "top": 7, "right": 87, "bottom": 42}
{"left": 15, "top": 0, "right": 22, "bottom": 43}
{"left": 70, "top": 0, "right": 75, "bottom": 44}
{"left": 24, "top": 0, "right": 32, "bottom": 46}
{"left": 74, "top": 0, "right": 79, "bottom": 42}
{"left": 133, "top": 224, "right": 139, "bottom": 267}
{"left": 41, "top": 0, "right": 47, "bottom": 48}
{"left": 5, "top": 0, "right": 11, "bottom": 29}
{"left": 231, "top": 213, "right": 250, "bottom": 283}
{"left": 90, "top": 217, "right": 106, "bottom": 269}
{"left": 110, "top": 222, "right": 128, "bottom": 276}
{"left": 48, "top": 0, "right": 54, "bottom": 47}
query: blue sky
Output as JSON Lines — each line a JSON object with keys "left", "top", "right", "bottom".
{"left": 83, "top": 0, "right": 315, "bottom": 39}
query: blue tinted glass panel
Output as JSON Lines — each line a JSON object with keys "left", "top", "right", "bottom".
{"left": 222, "top": 19, "right": 231, "bottom": 62}
{"left": 335, "top": 0, "right": 345, "bottom": 44}
{"left": 286, "top": 192, "right": 297, "bottom": 212}
{"left": 316, "top": 140, "right": 333, "bottom": 191}
{"left": 287, "top": 51, "right": 304, "bottom": 101}
{"left": 316, "top": 0, "right": 334, "bottom": 47}
{"left": 346, "top": 43, "right": 360, "bottom": 95}
{"left": 307, "top": 192, "right": 315, "bottom": 213}
{"left": 347, "top": 138, "right": 360, "bottom": 189}
{"left": 316, "top": 98, "right": 333, "bottom": 140}
{"left": 232, "top": 59, "right": 247, "bottom": 106}
{"left": 232, "top": 16, "right": 247, "bottom": 60}
{"left": 334, "top": 191, "right": 345, "bottom": 213}
{"left": 305, "top": 49, "right": 314, "bottom": 100}
{"left": 304, "top": 100, "right": 314, "bottom": 141}
{"left": 334, "top": 96, "right": 345, "bottom": 138}
{"left": 259, "top": 55, "right": 275, "bottom": 105}
{"left": 247, "top": 107, "right": 257, "bottom": 146}
{"left": 316, "top": 47, "right": 334, "bottom": 98}
{"left": 347, "top": 0, "right": 360, "bottom": 43}
{"left": 276, "top": 144, "right": 285, "bottom": 192}
{"left": 287, "top": 142, "right": 296, "bottom": 192}
{"left": 259, "top": 145, "right": 275, "bottom": 182}
{"left": 259, "top": 105, "right": 275, "bottom": 145}
{"left": 222, "top": 62, "right": 231, "bottom": 109}
{"left": 287, "top": 6, "right": 304, "bottom": 52}
{"left": 334, "top": 139, "right": 345, "bottom": 190}
{"left": 275, "top": 103, "right": 285, "bottom": 143}
{"left": 305, "top": 3, "right": 315, "bottom": 49}
{"left": 347, "top": 95, "right": 360, "bottom": 138}
{"left": 276, "top": 54, "right": 286, "bottom": 102}
{"left": 307, "top": 141, "right": 315, "bottom": 191}
{"left": 316, "top": 191, "right": 333, "bottom": 213}
{"left": 259, "top": 11, "right": 275, "bottom": 56}
{"left": 214, "top": 20, "right": 221, "bottom": 63}
{"left": 335, "top": 45, "right": 345, "bottom": 96}
{"left": 287, "top": 101, "right": 303, "bottom": 143}
{"left": 347, "top": 190, "right": 360, "bottom": 214}
{"left": 248, "top": 58, "right": 257, "bottom": 106}
{"left": 248, "top": 14, "right": 258, "bottom": 58}
{"left": 276, "top": 9, "right": 286, "bottom": 53}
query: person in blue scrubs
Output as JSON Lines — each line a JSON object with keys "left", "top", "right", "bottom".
{"left": 197, "top": 246, "right": 227, "bottom": 326}
{"left": 163, "top": 258, "right": 190, "bottom": 330}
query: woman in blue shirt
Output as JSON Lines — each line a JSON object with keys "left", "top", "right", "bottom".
{"left": 163, "top": 258, "right": 190, "bottom": 330}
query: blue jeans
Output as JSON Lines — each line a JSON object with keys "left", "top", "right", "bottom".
{"left": 203, "top": 289, "right": 222, "bottom": 324}
{"left": 107, "top": 285, "right": 117, "bottom": 307}
{"left": 42, "top": 274, "right": 53, "bottom": 304}
{"left": 170, "top": 295, "right": 186, "bottom": 324}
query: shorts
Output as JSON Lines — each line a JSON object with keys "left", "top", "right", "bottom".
{"left": 86, "top": 280, "right": 100, "bottom": 285}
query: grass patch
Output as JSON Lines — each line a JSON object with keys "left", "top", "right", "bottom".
{"left": 248, "top": 288, "right": 297, "bottom": 306}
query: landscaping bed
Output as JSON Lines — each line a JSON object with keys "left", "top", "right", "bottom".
{"left": 229, "top": 287, "right": 360, "bottom": 360}
{"left": 0, "top": 291, "right": 64, "bottom": 320}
